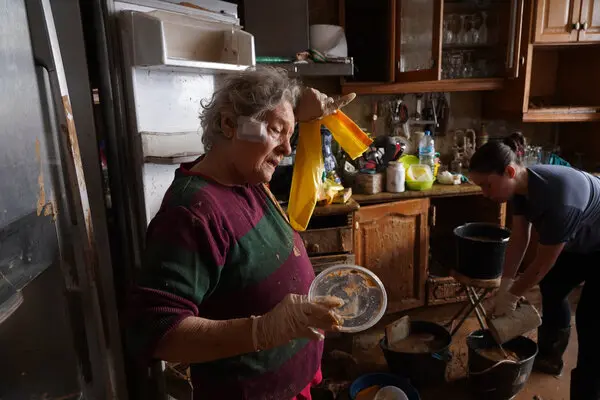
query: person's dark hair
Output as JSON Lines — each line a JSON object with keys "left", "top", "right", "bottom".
{"left": 469, "top": 132, "right": 525, "bottom": 175}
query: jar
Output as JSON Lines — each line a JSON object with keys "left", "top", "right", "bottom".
{"left": 386, "top": 161, "right": 405, "bottom": 193}
{"left": 355, "top": 172, "right": 384, "bottom": 195}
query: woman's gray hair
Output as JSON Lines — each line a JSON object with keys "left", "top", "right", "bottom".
{"left": 200, "top": 66, "right": 301, "bottom": 151}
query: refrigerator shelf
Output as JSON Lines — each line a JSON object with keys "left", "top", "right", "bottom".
{"left": 119, "top": 10, "right": 255, "bottom": 74}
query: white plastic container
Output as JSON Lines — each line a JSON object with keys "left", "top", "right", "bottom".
{"left": 386, "top": 161, "right": 406, "bottom": 193}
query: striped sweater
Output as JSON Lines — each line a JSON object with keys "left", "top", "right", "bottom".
{"left": 129, "top": 161, "right": 322, "bottom": 399}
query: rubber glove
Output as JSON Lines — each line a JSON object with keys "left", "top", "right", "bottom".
{"left": 498, "top": 278, "right": 514, "bottom": 294}
{"left": 253, "top": 294, "right": 344, "bottom": 351}
{"left": 295, "top": 88, "right": 356, "bottom": 122}
{"left": 492, "top": 290, "right": 520, "bottom": 317}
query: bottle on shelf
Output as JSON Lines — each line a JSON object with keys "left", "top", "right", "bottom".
{"left": 418, "top": 129, "right": 436, "bottom": 173}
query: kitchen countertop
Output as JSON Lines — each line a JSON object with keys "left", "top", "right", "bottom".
{"left": 352, "top": 183, "right": 482, "bottom": 205}
{"left": 312, "top": 198, "right": 360, "bottom": 216}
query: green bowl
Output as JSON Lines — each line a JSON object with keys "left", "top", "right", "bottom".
{"left": 406, "top": 179, "right": 434, "bottom": 191}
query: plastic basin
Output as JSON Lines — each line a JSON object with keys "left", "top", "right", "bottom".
{"left": 350, "top": 373, "right": 421, "bottom": 400}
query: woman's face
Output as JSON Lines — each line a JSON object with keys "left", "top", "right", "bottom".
{"left": 227, "top": 101, "right": 296, "bottom": 185}
{"left": 469, "top": 166, "right": 518, "bottom": 203}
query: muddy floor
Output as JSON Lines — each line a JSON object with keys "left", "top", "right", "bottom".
{"left": 318, "top": 286, "right": 581, "bottom": 400}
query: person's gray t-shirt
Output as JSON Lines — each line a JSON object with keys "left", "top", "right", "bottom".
{"left": 512, "top": 165, "right": 600, "bottom": 253}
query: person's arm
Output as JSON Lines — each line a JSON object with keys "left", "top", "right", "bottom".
{"left": 493, "top": 206, "right": 578, "bottom": 316}
{"left": 130, "top": 206, "right": 342, "bottom": 365}
{"left": 509, "top": 242, "right": 565, "bottom": 297}
{"left": 501, "top": 215, "right": 532, "bottom": 282}
{"left": 155, "top": 316, "right": 254, "bottom": 363}
{"left": 510, "top": 205, "right": 580, "bottom": 296}
{"left": 155, "top": 294, "right": 342, "bottom": 364}
{"left": 493, "top": 242, "right": 564, "bottom": 316}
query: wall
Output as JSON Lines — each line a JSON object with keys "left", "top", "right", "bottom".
{"left": 558, "top": 122, "right": 600, "bottom": 171}
{"left": 302, "top": 78, "right": 557, "bottom": 164}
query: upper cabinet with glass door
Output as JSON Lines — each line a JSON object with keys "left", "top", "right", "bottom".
{"left": 441, "top": 1, "right": 515, "bottom": 80}
{"left": 342, "top": 0, "right": 526, "bottom": 92}
{"left": 394, "top": 0, "right": 525, "bottom": 83}
{"left": 395, "top": 0, "right": 442, "bottom": 82}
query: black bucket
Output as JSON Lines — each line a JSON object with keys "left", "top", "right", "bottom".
{"left": 453, "top": 223, "right": 511, "bottom": 280}
{"left": 467, "top": 330, "right": 538, "bottom": 400}
{"left": 380, "top": 321, "right": 451, "bottom": 389}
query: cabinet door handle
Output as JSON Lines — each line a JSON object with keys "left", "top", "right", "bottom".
{"left": 582, "top": 21, "right": 588, "bottom": 31}
{"left": 521, "top": 56, "right": 525, "bottom": 66}
{"left": 573, "top": 22, "right": 581, "bottom": 31}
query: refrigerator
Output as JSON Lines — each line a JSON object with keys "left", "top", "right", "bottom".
{"left": 2, "top": 0, "right": 254, "bottom": 398}
{"left": 78, "top": 0, "right": 252, "bottom": 398}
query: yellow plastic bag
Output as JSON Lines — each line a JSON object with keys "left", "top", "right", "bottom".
{"left": 318, "top": 178, "right": 345, "bottom": 205}
{"left": 288, "top": 121, "right": 323, "bottom": 231}
{"left": 288, "top": 111, "right": 372, "bottom": 231}
{"left": 322, "top": 112, "right": 373, "bottom": 160}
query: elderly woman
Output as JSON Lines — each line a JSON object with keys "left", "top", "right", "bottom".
{"left": 129, "top": 67, "right": 355, "bottom": 399}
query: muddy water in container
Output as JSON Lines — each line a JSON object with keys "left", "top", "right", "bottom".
{"left": 467, "top": 329, "right": 538, "bottom": 400}
{"left": 380, "top": 321, "right": 451, "bottom": 389}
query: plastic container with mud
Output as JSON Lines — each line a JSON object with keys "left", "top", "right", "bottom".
{"left": 467, "top": 329, "right": 538, "bottom": 400}
{"left": 453, "top": 222, "right": 511, "bottom": 280}
{"left": 380, "top": 321, "right": 451, "bottom": 388}
{"left": 308, "top": 265, "right": 387, "bottom": 333}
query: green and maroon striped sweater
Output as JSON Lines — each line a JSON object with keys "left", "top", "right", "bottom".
{"left": 128, "top": 162, "right": 322, "bottom": 399}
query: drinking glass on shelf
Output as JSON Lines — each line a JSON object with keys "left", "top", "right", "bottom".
{"left": 448, "top": 14, "right": 460, "bottom": 44}
{"left": 443, "top": 18, "right": 454, "bottom": 44}
{"left": 471, "top": 13, "right": 482, "bottom": 44}
{"left": 479, "top": 11, "right": 488, "bottom": 44}
{"left": 462, "top": 51, "right": 475, "bottom": 78}
{"left": 524, "top": 146, "right": 542, "bottom": 166}
{"left": 442, "top": 53, "right": 450, "bottom": 78}
{"left": 450, "top": 53, "right": 464, "bottom": 79}
{"left": 458, "top": 15, "right": 471, "bottom": 45}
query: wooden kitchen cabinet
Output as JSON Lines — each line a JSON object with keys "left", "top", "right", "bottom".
{"left": 579, "top": 0, "right": 600, "bottom": 41}
{"left": 296, "top": 199, "right": 360, "bottom": 275}
{"left": 395, "top": 0, "right": 442, "bottom": 82}
{"left": 342, "top": 0, "right": 525, "bottom": 93}
{"left": 484, "top": 0, "right": 600, "bottom": 123}
{"left": 354, "top": 198, "right": 429, "bottom": 313}
{"left": 534, "top": 0, "right": 600, "bottom": 43}
{"left": 534, "top": 0, "right": 581, "bottom": 42}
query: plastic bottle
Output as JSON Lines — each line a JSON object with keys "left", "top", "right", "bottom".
{"left": 386, "top": 161, "right": 405, "bottom": 193}
{"left": 418, "top": 129, "right": 436, "bottom": 172}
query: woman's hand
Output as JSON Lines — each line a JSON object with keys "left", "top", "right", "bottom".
{"left": 295, "top": 88, "right": 356, "bottom": 122}
{"left": 254, "top": 294, "right": 343, "bottom": 350}
{"left": 491, "top": 290, "right": 521, "bottom": 317}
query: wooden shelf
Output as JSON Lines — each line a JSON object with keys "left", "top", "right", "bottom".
{"left": 260, "top": 61, "right": 354, "bottom": 77}
{"left": 442, "top": 43, "right": 497, "bottom": 50}
{"left": 523, "top": 107, "right": 600, "bottom": 122}
{"left": 311, "top": 198, "right": 360, "bottom": 217}
{"left": 352, "top": 183, "right": 482, "bottom": 205}
{"left": 341, "top": 78, "right": 504, "bottom": 95}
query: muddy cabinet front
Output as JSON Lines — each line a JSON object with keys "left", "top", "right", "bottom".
{"left": 354, "top": 198, "right": 430, "bottom": 314}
